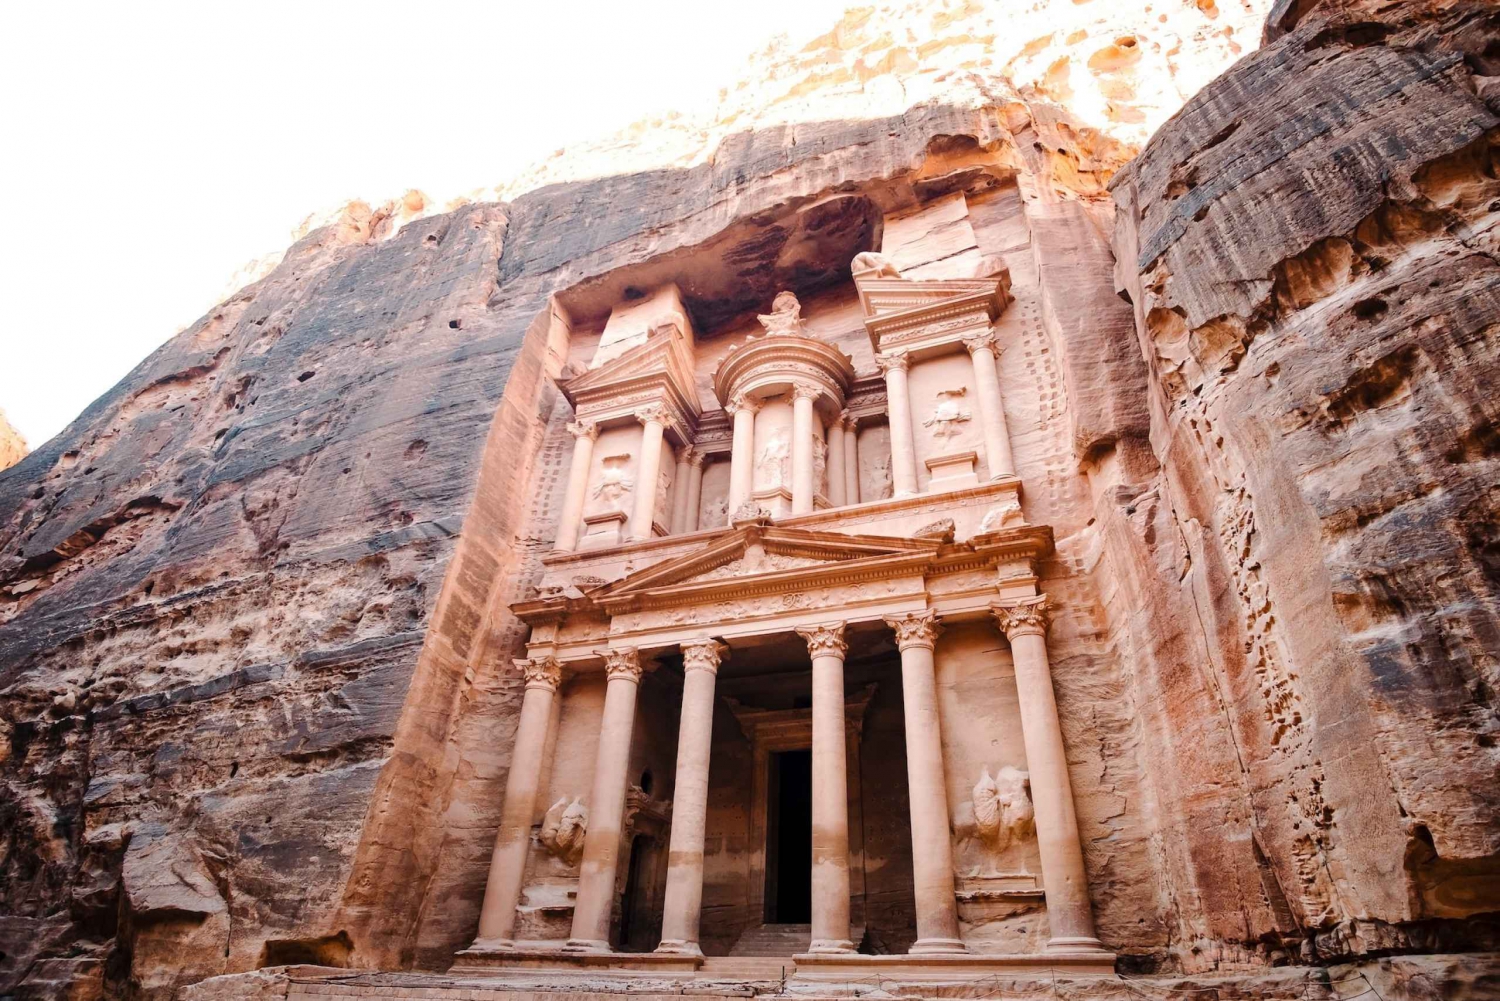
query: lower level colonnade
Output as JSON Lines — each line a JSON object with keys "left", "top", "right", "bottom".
{"left": 465, "top": 593, "right": 1104, "bottom": 968}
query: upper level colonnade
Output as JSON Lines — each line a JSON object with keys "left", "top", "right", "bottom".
{"left": 549, "top": 255, "right": 1016, "bottom": 554}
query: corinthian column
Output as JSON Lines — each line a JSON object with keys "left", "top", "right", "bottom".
{"left": 555, "top": 421, "right": 598, "bottom": 552}
{"left": 992, "top": 598, "right": 1103, "bottom": 953}
{"left": 795, "top": 622, "right": 855, "bottom": 954}
{"left": 825, "top": 416, "right": 847, "bottom": 507}
{"left": 669, "top": 447, "right": 693, "bottom": 534}
{"left": 843, "top": 414, "right": 860, "bottom": 504}
{"left": 876, "top": 352, "right": 919, "bottom": 497}
{"left": 684, "top": 450, "right": 705, "bottom": 533}
{"left": 630, "top": 407, "right": 668, "bottom": 542}
{"left": 566, "top": 648, "right": 646, "bottom": 952}
{"left": 791, "top": 383, "right": 819, "bottom": 516}
{"left": 884, "top": 611, "right": 966, "bottom": 954}
{"left": 472, "top": 657, "right": 562, "bottom": 949}
{"left": 656, "top": 639, "right": 726, "bottom": 956}
{"left": 964, "top": 331, "right": 1015, "bottom": 479}
{"left": 727, "top": 395, "right": 759, "bottom": 520}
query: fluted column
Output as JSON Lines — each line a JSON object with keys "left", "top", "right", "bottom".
{"left": 727, "top": 395, "right": 758, "bottom": 521}
{"left": 992, "top": 598, "right": 1103, "bottom": 953}
{"left": 877, "top": 352, "right": 919, "bottom": 497}
{"left": 684, "top": 450, "right": 705, "bottom": 533}
{"left": 656, "top": 639, "right": 727, "bottom": 956}
{"left": 566, "top": 648, "right": 647, "bottom": 952}
{"left": 555, "top": 421, "right": 598, "bottom": 552}
{"left": 472, "top": 657, "right": 562, "bottom": 949}
{"left": 884, "top": 612, "right": 967, "bottom": 954}
{"left": 669, "top": 447, "right": 693, "bottom": 534}
{"left": 791, "top": 384, "right": 818, "bottom": 516}
{"left": 825, "top": 416, "right": 846, "bottom": 506}
{"left": 964, "top": 331, "right": 1015, "bottom": 479}
{"left": 795, "top": 622, "right": 855, "bottom": 954}
{"left": 630, "top": 407, "right": 668, "bottom": 542}
{"left": 842, "top": 414, "right": 860, "bottom": 505}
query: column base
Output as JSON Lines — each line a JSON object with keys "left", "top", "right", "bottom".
{"left": 806, "top": 938, "right": 856, "bottom": 955}
{"left": 910, "top": 937, "right": 970, "bottom": 955}
{"left": 561, "top": 938, "right": 612, "bottom": 953}
{"left": 1045, "top": 935, "right": 1108, "bottom": 953}
{"left": 653, "top": 940, "right": 703, "bottom": 957}
{"left": 467, "top": 937, "right": 515, "bottom": 952}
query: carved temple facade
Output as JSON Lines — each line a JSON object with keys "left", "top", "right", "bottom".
{"left": 454, "top": 212, "right": 1117, "bottom": 980}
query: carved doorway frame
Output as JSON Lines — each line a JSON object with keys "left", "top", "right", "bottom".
{"left": 727, "top": 684, "right": 876, "bottom": 934}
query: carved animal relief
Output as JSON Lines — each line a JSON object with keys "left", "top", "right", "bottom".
{"left": 539, "top": 797, "right": 589, "bottom": 865}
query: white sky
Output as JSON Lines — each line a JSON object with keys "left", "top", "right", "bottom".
{"left": 0, "top": 0, "right": 855, "bottom": 449}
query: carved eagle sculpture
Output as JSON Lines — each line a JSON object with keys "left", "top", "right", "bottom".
{"left": 539, "top": 797, "right": 589, "bottom": 865}
{"left": 972, "top": 765, "right": 1035, "bottom": 852}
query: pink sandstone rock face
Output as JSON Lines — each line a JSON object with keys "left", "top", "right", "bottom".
{"left": 1, "top": 1, "right": 1497, "bottom": 1000}
{"left": 0, "top": 409, "right": 25, "bottom": 471}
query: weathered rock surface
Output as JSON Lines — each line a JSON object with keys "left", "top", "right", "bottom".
{"left": 2, "top": 0, "right": 1498, "bottom": 999}
{"left": 0, "top": 407, "right": 25, "bottom": 470}
{"left": 1108, "top": 0, "right": 1500, "bottom": 966}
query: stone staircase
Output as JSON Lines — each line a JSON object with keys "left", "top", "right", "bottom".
{"left": 697, "top": 955, "right": 794, "bottom": 981}
{"left": 727, "top": 923, "right": 811, "bottom": 957}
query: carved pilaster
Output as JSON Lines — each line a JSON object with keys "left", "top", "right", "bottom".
{"left": 796, "top": 621, "right": 848, "bottom": 660}
{"left": 993, "top": 596, "right": 1050, "bottom": 639}
{"left": 681, "top": 638, "right": 726, "bottom": 675}
{"left": 516, "top": 656, "right": 562, "bottom": 691}
{"left": 884, "top": 610, "right": 943, "bottom": 651}
{"left": 598, "top": 647, "right": 645, "bottom": 682}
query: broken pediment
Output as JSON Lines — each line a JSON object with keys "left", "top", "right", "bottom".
{"left": 852, "top": 269, "right": 1013, "bottom": 358}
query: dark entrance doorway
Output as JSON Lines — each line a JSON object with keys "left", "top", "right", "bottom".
{"left": 765, "top": 749, "right": 813, "bottom": 923}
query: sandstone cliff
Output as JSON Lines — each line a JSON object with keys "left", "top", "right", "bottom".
{"left": 2, "top": 1, "right": 1497, "bottom": 999}
{"left": 0, "top": 408, "right": 25, "bottom": 471}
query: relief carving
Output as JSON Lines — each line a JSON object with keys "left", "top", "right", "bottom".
{"left": 970, "top": 766, "right": 1034, "bottom": 854}
{"left": 923, "top": 387, "right": 973, "bottom": 440}
{"left": 755, "top": 427, "right": 791, "bottom": 488}
{"left": 539, "top": 796, "right": 589, "bottom": 865}
{"left": 978, "top": 497, "right": 1025, "bottom": 533}
{"left": 851, "top": 251, "right": 901, "bottom": 278}
{"left": 591, "top": 454, "right": 634, "bottom": 509}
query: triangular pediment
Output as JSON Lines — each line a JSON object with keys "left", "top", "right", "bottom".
{"left": 585, "top": 525, "right": 943, "bottom": 610}
{"left": 559, "top": 327, "right": 700, "bottom": 423}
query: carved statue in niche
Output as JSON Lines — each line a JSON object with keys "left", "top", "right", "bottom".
{"left": 812, "top": 433, "right": 827, "bottom": 493}
{"left": 591, "top": 454, "right": 633, "bottom": 510}
{"left": 704, "top": 492, "right": 729, "bottom": 528}
{"left": 923, "top": 386, "right": 973, "bottom": 440}
{"left": 539, "top": 796, "right": 589, "bottom": 865}
{"left": 654, "top": 467, "right": 671, "bottom": 523}
{"left": 872, "top": 452, "right": 893, "bottom": 499}
{"left": 755, "top": 427, "right": 791, "bottom": 488}
{"left": 971, "top": 766, "right": 1034, "bottom": 855}
{"left": 757, "top": 290, "right": 805, "bottom": 337}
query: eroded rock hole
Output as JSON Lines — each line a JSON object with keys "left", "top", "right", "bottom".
{"left": 448, "top": 319, "right": 461, "bottom": 329}
{"left": 297, "top": 370, "right": 315, "bottom": 382}
{"left": 1352, "top": 297, "right": 1389, "bottom": 320}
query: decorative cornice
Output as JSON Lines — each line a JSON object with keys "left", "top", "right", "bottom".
{"left": 993, "top": 596, "right": 1050, "bottom": 639}
{"left": 681, "top": 638, "right": 727, "bottom": 675}
{"left": 885, "top": 609, "right": 942, "bottom": 651}
{"left": 516, "top": 656, "right": 562, "bottom": 691}
{"left": 875, "top": 351, "right": 910, "bottom": 375}
{"left": 598, "top": 646, "right": 645, "bottom": 681}
{"left": 565, "top": 419, "right": 599, "bottom": 442}
{"left": 796, "top": 622, "right": 848, "bottom": 660}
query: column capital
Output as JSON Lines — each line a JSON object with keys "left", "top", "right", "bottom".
{"left": 566, "top": 419, "right": 600, "bottom": 441}
{"left": 875, "top": 351, "right": 910, "bottom": 375}
{"left": 597, "top": 647, "right": 645, "bottom": 681}
{"left": 635, "top": 404, "right": 668, "bottom": 427}
{"left": 687, "top": 448, "right": 708, "bottom": 468}
{"left": 885, "top": 609, "right": 943, "bottom": 651}
{"left": 726, "top": 393, "right": 761, "bottom": 417}
{"left": 993, "top": 596, "right": 1050, "bottom": 639}
{"left": 681, "top": 638, "right": 727, "bottom": 675}
{"left": 796, "top": 621, "right": 848, "bottom": 659}
{"left": 962, "top": 330, "right": 999, "bottom": 355}
{"left": 792, "top": 382, "right": 822, "bottom": 403}
{"left": 839, "top": 410, "right": 857, "bottom": 432}
{"left": 515, "top": 656, "right": 562, "bottom": 691}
